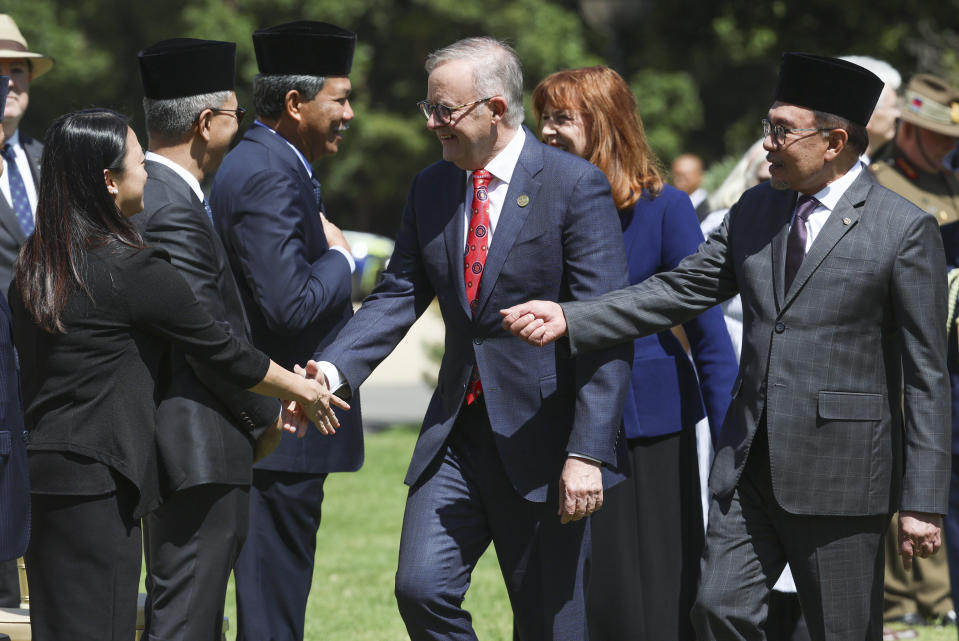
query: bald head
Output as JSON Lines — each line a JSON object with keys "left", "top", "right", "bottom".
{"left": 672, "top": 154, "right": 704, "bottom": 195}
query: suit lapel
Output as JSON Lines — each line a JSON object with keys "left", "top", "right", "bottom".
{"left": 781, "top": 172, "right": 872, "bottom": 309}
{"left": 441, "top": 167, "right": 470, "bottom": 317}
{"left": 473, "top": 135, "right": 543, "bottom": 319}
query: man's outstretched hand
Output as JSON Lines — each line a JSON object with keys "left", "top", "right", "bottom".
{"left": 500, "top": 300, "right": 567, "bottom": 347}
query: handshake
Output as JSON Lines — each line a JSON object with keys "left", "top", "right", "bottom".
{"left": 255, "top": 360, "right": 347, "bottom": 462}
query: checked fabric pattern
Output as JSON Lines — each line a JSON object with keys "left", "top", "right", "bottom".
{"left": 464, "top": 169, "right": 492, "bottom": 405}
{"left": 1, "top": 144, "right": 33, "bottom": 236}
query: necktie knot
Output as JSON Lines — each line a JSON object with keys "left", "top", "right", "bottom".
{"left": 0, "top": 144, "right": 14, "bottom": 162}
{"left": 795, "top": 194, "right": 819, "bottom": 223}
{"left": 472, "top": 169, "right": 491, "bottom": 188}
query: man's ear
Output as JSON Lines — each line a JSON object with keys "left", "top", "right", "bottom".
{"left": 824, "top": 128, "right": 849, "bottom": 162}
{"left": 488, "top": 96, "right": 508, "bottom": 125}
{"left": 285, "top": 89, "right": 304, "bottom": 123}
{"left": 194, "top": 109, "right": 214, "bottom": 142}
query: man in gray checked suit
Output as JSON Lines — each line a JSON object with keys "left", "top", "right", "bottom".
{"left": 503, "top": 53, "right": 951, "bottom": 641}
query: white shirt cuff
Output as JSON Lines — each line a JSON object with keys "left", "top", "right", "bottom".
{"left": 568, "top": 452, "right": 602, "bottom": 465}
{"left": 329, "top": 246, "right": 356, "bottom": 273}
{"left": 317, "top": 361, "right": 346, "bottom": 393}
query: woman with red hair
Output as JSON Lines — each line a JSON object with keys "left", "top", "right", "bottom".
{"left": 532, "top": 66, "right": 738, "bottom": 640}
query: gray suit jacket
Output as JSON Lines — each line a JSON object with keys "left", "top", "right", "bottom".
{"left": 0, "top": 134, "right": 41, "bottom": 295}
{"left": 563, "top": 171, "right": 951, "bottom": 517}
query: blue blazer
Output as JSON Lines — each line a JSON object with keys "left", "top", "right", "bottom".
{"left": 621, "top": 185, "right": 738, "bottom": 442}
{"left": 210, "top": 124, "right": 363, "bottom": 474}
{"left": 321, "top": 130, "right": 632, "bottom": 502}
{"left": 0, "top": 293, "right": 27, "bottom": 560}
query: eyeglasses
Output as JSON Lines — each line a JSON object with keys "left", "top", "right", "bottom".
{"left": 200, "top": 106, "right": 247, "bottom": 124}
{"left": 762, "top": 119, "right": 829, "bottom": 146}
{"left": 416, "top": 97, "right": 493, "bottom": 125}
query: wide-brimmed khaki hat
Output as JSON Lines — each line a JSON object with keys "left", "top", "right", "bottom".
{"left": 0, "top": 14, "right": 54, "bottom": 78}
{"left": 901, "top": 73, "right": 959, "bottom": 137}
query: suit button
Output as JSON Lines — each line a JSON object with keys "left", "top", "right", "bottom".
{"left": 774, "top": 322, "right": 785, "bottom": 333}
{"left": 473, "top": 338, "right": 483, "bottom": 345}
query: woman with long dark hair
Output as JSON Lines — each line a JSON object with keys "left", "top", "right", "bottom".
{"left": 10, "top": 108, "right": 344, "bottom": 640}
{"left": 532, "top": 67, "right": 739, "bottom": 640}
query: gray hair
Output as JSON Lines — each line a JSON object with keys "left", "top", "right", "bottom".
{"left": 839, "top": 55, "right": 902, "bottom": 91}
{"left": 425, "top": 37, "right": 524, "bottom": 128}
{"left": 253, "top": 74, "right": 326, "bottom": 120}
{"left": 143, "top": 90, "right": 233, "bottom": 140}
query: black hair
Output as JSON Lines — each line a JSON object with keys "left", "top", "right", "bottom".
{"left": 14, "top": 108, "right": 143, "bottom": 332}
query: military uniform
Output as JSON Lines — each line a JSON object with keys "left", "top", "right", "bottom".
{"left": 871, "top": 73, "right": 959, "bottom": 626}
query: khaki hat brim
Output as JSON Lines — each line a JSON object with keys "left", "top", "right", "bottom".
{"left": 0, "top": 50, "right": 53, "bottom": 79}
{"left": 900, "top": 109, "right": 959, "bottom": 137}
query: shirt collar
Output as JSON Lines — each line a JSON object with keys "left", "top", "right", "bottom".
{"left": 253, "top": 120, "right": 313, "bottom": 178}
{"left": 809, "top": 160, "right": 864, "bottom": 211}
{"left": 467, "top": 127, "right": 525, "bottom": 185}
{"left": 145, "top": 151, "right": 205, "bottom": 202}
{"left": 6, "top": 129, "right": 20, "bottom": 150}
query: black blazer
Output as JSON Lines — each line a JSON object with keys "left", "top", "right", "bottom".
{"left": 137, "top": 160, "right": 279, "bottom": 491}
{"left": 10, "top": 245, "right": 270, "bottom": 517}
{"left": 0, "top": 134, "right": 41, "bottom": 294}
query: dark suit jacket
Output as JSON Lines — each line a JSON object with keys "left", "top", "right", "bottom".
{"left": 0, "top": 134, "right": 41, "bottom": 294}
{"left": 620, "top": 185, "right": 737, "bottom": 441}
{"left": 0, "top": 294, "right": 27, "bottom": 561}
{"left": 939, "top": 221, "right": 959, "bottom": 454}
{"left": 563, "top": 171, "right": 951, "bottom": 517}
{"left": 136, "top": 160, "right": 280, "bottom": 491}
{"left": 210, "top": 124, "right": 363, "bottom": 474}
{"left": 321, "top": 131, "right": 632, "bottom": 503}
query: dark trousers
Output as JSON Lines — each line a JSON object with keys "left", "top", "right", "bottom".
{"left": 26, "top": 487, "right": 141, "bottom": 641}
{"left": 143, "top": 483, "right": 250, "bottom": 641}
{"left": 944, "top": 453, "right": 959, "bottom": 632}
{"left": 692, "top": 428, "right": 888, "bottom": 641}
{"left": 234, "top": 469, "right": 327, "bottom": 641}
{"left": 394, "top": 400, "right": 590, "bottom": 641}
{"left": 0, "top": 560, "right": 18, "bottom": 607}
{"left": 586, "top": 428, "right": 702, "bottom": 641}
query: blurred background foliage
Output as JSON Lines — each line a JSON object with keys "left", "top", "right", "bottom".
{"left": 5, "top": 0, "right": 959, "bottom": 235}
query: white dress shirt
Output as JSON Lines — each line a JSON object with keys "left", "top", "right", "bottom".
{"left": 792, "top": 160, "right": 865, "bottom": 251}
{"left": 0, "top": 129, "right": 39, "bottom": 216}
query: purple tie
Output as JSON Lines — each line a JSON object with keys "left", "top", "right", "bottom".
{"left": 784, "top": 194, "right": 819, "bottom": 292}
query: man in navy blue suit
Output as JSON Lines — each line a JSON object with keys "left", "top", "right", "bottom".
{"left": 317, "top": 37, "right": 631, "bottom": 640}
{"left": 0, "top": 74, "right": 29, "bottom": 578}
{"left": 209, "top": 21, "right": 363, "bottom": 641}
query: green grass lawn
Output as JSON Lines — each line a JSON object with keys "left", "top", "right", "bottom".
{"left": 155, "top": 425, "right": 959, "bottom": 641}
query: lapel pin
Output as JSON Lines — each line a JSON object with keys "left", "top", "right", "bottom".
{"left": 517, "top": 194, "right": 530, "bottom": 207}
{"left": 842, "top": 217, "right": 851, "bottom": 225}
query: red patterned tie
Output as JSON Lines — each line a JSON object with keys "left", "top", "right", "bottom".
{"left": 465, "top": 169, "right": 492, "bottom": 404}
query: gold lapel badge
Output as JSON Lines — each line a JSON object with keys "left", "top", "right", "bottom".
{"left": 517, "top": 194, "right": 530, "bottom": 207}
{"left": 842, "top": 217, "right": 852, "bottom": 225}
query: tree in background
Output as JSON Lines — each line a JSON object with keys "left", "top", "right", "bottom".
{"left": 7, "top": 0, "right": 958, "bottom": 235}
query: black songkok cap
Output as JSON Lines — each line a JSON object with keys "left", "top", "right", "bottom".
{"left": 138, "top": 38, "right": 236, "bottom": 100}
{"left": 253, "top": 21, "right": 355, "bottom": 76}
{"left": 0, "top": 75, "right": 8, "bottom": 121}
{"left": 774, "top": 52, "right": 884, "bottom": 126}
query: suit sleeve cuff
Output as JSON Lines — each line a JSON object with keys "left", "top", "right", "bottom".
{"left": 568, "top": 452, "right": 603, "bottom": 465}
{"left": 329, "top": 246, "right": 356, "bottom": 273}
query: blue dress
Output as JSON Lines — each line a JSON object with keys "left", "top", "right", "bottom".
{"left": 587, "top": 184, "right": 738, "bottom": 641}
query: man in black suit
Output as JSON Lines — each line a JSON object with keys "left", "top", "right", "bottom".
{"left": 0, "top": 14, "right": 51, "bottom": 295}
{"left": 135, "top": 38, "right": 284, "bottom": 641}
